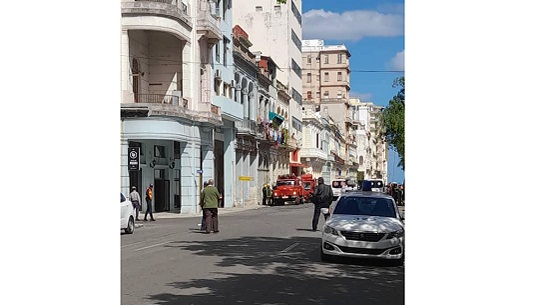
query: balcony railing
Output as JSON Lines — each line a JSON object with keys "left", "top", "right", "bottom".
{"left": 134, "top": 93, "right": 180, "bottom": 105}
{"left": 135, "top": 0, "right": 188, "bottom": 13}
{"left": 123, "top": 0, "right": 191, "bottom": 26}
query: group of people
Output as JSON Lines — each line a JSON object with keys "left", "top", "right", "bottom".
{"left": 129, "top": 184, "right": 156, "bottom": 222}
{"left": 387, "top": 182, "right": 405, "bottom": 206}
{"left": 125, "top": 176, "right": 349, "bottom": 234}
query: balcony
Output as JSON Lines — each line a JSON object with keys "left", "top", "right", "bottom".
{"left": 134, "top": 93, "right": 184, "bottom": 106}
{"left": 197, "top": 0, "right": 222, "bottom": 41}
{"left": 237, "top": 119, "right": 258, "bottom": 136}
{"left": 122, "top": 0, "right": 192, "bottom": 28}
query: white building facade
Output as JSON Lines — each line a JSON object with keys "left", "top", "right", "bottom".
{"left": 120, "top": 0, "right": 224, "bottom": 214}
{"left": 232, "top": 0, "right": 304, "bottom": 176}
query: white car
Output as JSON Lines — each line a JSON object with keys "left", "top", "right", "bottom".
{"left": 321, "top": 191, "right": 404, "bottom": 265}
{"left": 120, "top": 192, "right": 135, "bottom": 234}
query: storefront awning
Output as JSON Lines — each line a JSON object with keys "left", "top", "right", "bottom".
{"left": 269, "top": 111, "right": 284, "bottom": 126}
{"left": 290, "top": 162, "right": 308, "bottom": 168}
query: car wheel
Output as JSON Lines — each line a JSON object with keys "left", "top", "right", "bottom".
{"left": 320, "top": 247, "right": 332, "bottom": 262}
{"left": 125, "top": 216, "right": 135, "bottom": 234}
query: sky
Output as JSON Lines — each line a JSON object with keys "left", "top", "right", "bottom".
{"left": 302, "top": 0, "right": 405, "bottom": 184}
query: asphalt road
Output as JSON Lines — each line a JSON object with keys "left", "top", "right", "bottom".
{"left": 121, "top": 202, "right": 405, "bottom": 305}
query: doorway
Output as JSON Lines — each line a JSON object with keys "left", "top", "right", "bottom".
{"left": 154, "top": 179, "right": 170, "bottom": 212}
{"left": 214, "top": 139, "right": 224, "bottom": 207}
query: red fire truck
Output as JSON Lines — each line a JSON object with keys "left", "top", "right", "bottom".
{"left": 271, "top": 173, "right": 315, "bottom": 205}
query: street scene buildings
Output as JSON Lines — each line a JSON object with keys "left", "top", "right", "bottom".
{"left": 120, "top": 0, "right": 389, "bottom": 216}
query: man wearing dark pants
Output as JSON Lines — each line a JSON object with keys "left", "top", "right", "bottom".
{"left": 144, "top": 183, "right": 155, "bottom": 221}
{"left": 311, "top": 177, "right": 333, "bottom": 231}
{"left": 201, "top": 179, "right": 221, "bottom": 234}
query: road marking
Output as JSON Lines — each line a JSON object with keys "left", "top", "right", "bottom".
{"left": 280, "top": 242, "right": 300, "bottom": 253}
{"left": 134, "top": 241, "right": 172, "bottom": 251}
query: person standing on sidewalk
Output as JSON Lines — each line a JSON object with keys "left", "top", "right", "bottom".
{"left": 129, "top": 186, "right": 141, "bottom": 221}
{"left": 201, "top": 178, "right": 221, "bottom": 234}
{"left": 199, "top": 181, "right": 208, "bottom": 231}
{"left": 311, "top": 177, "right": 333, "bottom": 231}
{"left": 144, "top": 183, "right": 155, "bottom": 221}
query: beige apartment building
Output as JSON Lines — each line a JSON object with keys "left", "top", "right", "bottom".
{"left": 302, "top": 39, "right": 358, "bottom": 181}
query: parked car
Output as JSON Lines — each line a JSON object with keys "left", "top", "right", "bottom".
{"left": 321, "top": 191, "right": 404, "bottom": 265}
{"left": 120, "top": 192, "right": 135, "bottom": 234}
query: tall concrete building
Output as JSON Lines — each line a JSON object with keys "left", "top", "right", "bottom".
{"left": 302, "top": 39, "right": 356, "bottom": 180}
{"left": 232, "top": 0, "right": 304, "bottom": 175}
{"left": 120, "top": 0, "right": 224, "bottom": 214}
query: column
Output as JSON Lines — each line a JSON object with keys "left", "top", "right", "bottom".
{"left": 120, "top": 133, "right": 130, "bottom": 196}
{"left": 235, "top": 84, "right": 242, "bottom": 104}
{"left": 180, "top": 141, "right": 200, "bottom": 214}
{"left": 121, "top": 30, "right": 132, "bottom": 103}
{"left": 223, "top": 122, "right": 235, "bottom": 208}
{"left": 242, "top": 89, "right": 248, "bottom": 119}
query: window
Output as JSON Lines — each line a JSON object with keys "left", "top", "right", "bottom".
{"left": 291, "top": 1, "right": 302, "bottom": 24}
{"left": 324, "top": 55, "right": 329, "bottom": 64}
{"left": 307, "top": 91, "right": 312, "bottom": 99}
{"left": 316, "top": 133, "right": 320, "bottom": 148}
{"left": 316, "top": 91, "right": 320, "bottom": 98}
{"left": 291, "top": 29, "right": 302, "bottom": 51}
{"left": 338, "top": 54, "right": 343, "bottom": 64}
{"left": 324, "top": 72, "right": 329, "bottom": 82}
{"left": 215, "top": 42, "right": 220, "bottom": 63}
{"left": 337, "top": 72, "right": 342, "bottom": 81}
{"left": 154, "top": 145, "right": 165, "bottom": 158}
{"left": 307, "top": 55, "right": 312, "bottom": 64}
{"left": 323, "top": 91, "right": 329, "bottom": 99}
{"left": 174, "top": 141, "right": 181, "bottom": 159}
{"left": 337, "top": 90, "right": 342, "bottom": 98}
{"left": 291, "top": 59, "right": 302, "bottom": 78}
{"left": 255, "top": 6, "right": 262, "bottom": 11}
{"left": 307, "top": 73, "right": 312, "bottom": 83}
{"left": 223, "top": 36, "right": 230, "bottom": 67}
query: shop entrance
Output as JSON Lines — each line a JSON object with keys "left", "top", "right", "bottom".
{"left": 154, "top": 179, "right": 170, "bottom": 212}
{"left": 214, "top": 139, "right": 224, "bottom": 207}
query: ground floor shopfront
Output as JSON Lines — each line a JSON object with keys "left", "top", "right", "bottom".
{"left": 120, "top": 117, "right": 235, "bottom": 215}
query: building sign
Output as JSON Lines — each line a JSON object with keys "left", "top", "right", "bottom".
{"left": 238, "top": 176, "right": 252, "bottom": 181}
{"left": 128, "top": 147, "right": 140, "bottom": 171}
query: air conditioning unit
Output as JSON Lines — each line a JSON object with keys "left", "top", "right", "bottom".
{"left": 215, "top": 69, "right": 222, "bottom": 79}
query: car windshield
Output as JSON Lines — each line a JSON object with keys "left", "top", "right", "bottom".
{"left": 121, "top": 193, "right": 126, "bottom": 203}
{"left": 277, "top": 180, "right": 294, "bottom": 186}
{"left": 333, "top": 196, "right": 396, "bottom": 218}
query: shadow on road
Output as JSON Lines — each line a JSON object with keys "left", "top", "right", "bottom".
{"left": 143, "top": 236, "right": 404, "bottom": 305}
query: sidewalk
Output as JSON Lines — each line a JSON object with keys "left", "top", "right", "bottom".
{"left": 137, "top": 203, "right": 269, "bottom": 221}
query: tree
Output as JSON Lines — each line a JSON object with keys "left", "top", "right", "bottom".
{"left": 382, "top": 77, "right": 405, "bottom": 170}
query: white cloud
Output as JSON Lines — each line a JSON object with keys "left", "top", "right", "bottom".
{"left": 303, "top": 9, "right": 404, "bottom": 41}
{"left": 388, "top": 50, "right": 405, "bottom": 70}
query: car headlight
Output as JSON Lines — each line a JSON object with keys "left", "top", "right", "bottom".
{"left": 323, "top": 225, "right": 339, "bottom": 236}
{"left": 293, "top": 191, "right": 297, "bottom": 195}
{"left": 386, "top": 230, "right": 404, "bottom": 239}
